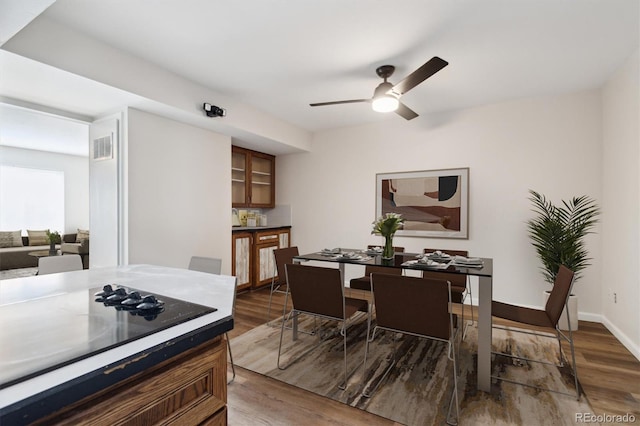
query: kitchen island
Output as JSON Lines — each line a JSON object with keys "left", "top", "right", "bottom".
{"left": 0, "top": 264, "right": 235, "bottom": 425}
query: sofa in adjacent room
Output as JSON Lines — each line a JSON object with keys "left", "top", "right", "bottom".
{"left": 0, "top": 230, "right": 52, "bottom": 270}
{"left": 61, "top": 231, "right": 90, "bottom": 269}
{"left": 0, "top": 230, "right": 90, "bottom": 271}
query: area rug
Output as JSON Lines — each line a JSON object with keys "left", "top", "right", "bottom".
{"left": 231, "top": 314, "right": 596, "bottom": 425}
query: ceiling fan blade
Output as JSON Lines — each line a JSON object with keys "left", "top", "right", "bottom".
{"left": 391, "top": 56, "right": 448, "bottom": 96}
{"left": 395, "top": 102, "right": 419, "bottom": 120}
{"left": 309, "top": 99, "right": 370, "bottom": 107}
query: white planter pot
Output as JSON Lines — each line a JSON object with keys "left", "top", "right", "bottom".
{"left": 544, "top": 291, "right": 578, "bottom": 331}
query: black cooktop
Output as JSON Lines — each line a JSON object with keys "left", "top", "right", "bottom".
{"left": 0, "top": 286, "right": 217, "bottom": 389}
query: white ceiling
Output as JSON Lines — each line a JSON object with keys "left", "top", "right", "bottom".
{"left": 0, "top": 0, "right": 55, "bottom": 45}
{"left": 0, "top": 0, "right": 638, "bottom": 138}
{"left": 0, "top": 103, "right": 89, "bottom": 156}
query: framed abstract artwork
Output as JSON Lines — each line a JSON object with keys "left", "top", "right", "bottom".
{"left": 376, "top": 168, "right": 469, "bottom": 239}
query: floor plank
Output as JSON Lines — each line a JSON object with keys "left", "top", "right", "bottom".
{"left": 227, "top": 368, "right": 397, "bottom": 426}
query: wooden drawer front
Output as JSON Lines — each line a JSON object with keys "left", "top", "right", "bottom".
{"left": 256, "top": 232, "right": 278, "bottom": 242}
{"left": 199, "top": 406, "right": 227, "bottom": 426}
{"left": 48, "top": 340, "right": 227, "bottom": 426}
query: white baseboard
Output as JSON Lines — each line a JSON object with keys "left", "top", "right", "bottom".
{"left": 601, "top": 317, "right": 640, "bottom": 361}
{"left": 577, "top": 311, "right": 602, "bottom": 323}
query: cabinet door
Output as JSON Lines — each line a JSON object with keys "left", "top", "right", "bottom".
{"left": 277, "top": 229, "right": 290, "bottom": 249}
{"left": 232, "top": 232, "right": 252, "bottom": 291}
{"left": 248, "top": 152, "right": 275, "bottom": 208}
{"left": 231, "top": 147, "right": 248, "bottom": 207}
{"left": 231, "top": 146, "right": 275, "bottom": 208}
{"left": 253, "top": 231, "right": 280, "bottom": 288}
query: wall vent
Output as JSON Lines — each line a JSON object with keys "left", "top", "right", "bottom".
{"left": 93, "top": 134, "right": 113, "bottom": 161}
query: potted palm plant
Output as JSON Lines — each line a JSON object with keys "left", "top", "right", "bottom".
{"left": 526, "top": 190, "right": 600, "bottom": 330}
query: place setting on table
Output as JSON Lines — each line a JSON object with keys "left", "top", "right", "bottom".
{"left": 315, "top": 247, "right": 486, "bottom": 272}
{"left": 312, "top": 213, "right": 485, "bottom": 271}
{"left": 401, "top": 250, "right": 485, "bottom": 270}
{"left": 319, "top": 247, "right": 379, "bottom": 262}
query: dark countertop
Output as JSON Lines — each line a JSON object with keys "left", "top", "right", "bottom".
{"left": 232, "top": 225, "right": 291, "bottom": 232}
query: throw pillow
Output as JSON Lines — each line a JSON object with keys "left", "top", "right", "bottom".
{"left": 11, "top": 230, "right": 23, "bottom": 247}
{"left": 27, "top": 229, "right": 49, "bottom": 246}
{"left": 0, "top": 233, "right": 10, "bottom": 248}
{"left": 0, "top": 230, "right": 23, "bottom": 248}
{"left": 77, "top": 229, "right": 90, "bottom": 243}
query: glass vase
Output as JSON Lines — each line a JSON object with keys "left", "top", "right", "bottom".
{"left": 382, "top": 235, "right": 394, "bottom": 260}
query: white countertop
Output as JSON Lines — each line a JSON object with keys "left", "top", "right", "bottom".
{"left": 0, "top": 264, "right": 235, "bottom": 410}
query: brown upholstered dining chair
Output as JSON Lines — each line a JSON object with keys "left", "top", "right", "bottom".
{"left": 491, "top": 265, "right": 580, "bottom": 399}
{"left": 363, "top": 273, "right": 460, "bottom": 425}
{"left": 349, "top": 246, "right": 405, "bottom": 292}
{"left": 267, "top": 246, "right": 299, "bottom": 320}
{"left": 278, "top": 263, "right": 369, "bottom": 390}
{"left": 423, "top": 248, "right": 473, "bottom": 338}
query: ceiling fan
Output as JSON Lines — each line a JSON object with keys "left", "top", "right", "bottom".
{"left": 309, "top": 56, "right": 448, "bottom": 120}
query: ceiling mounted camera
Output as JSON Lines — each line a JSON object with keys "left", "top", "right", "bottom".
{"left": 203, "top": 103, "right": 226, "bottom": 117}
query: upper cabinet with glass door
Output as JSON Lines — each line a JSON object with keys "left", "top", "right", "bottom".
{"left": 232, "top": 147, "right": 248, "bottom": 206}
{"left": 232, "top": 146, "right": 275, "bottom": 208}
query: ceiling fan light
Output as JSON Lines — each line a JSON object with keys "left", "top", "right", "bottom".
{"left": 372, "top": 94, "right": 399, "bottom": 113}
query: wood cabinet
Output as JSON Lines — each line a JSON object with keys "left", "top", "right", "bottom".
{"left": 37, "top": 337, "right": 228, "bottom": 426}
{"left": 232, "top": 146, "right": 275, "bottom": 208}
{"left": 232, "top": 227, "right": 290, "bottom": 290}
{"left": 232, "top": 232, "right": 253, "bottom": 292}
{"left": 253, "top": 228, "right": 290, "bottom": 289}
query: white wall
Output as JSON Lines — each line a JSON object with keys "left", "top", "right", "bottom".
{"left": 3, "top": 16, "right": 312, "bottom": 154}
{"left": 0, "top": 145, "right": 89, "bottom": 234}
{"left": 89, "top": 114, "right": 120, "bottom": 267}
{"left": 126, "top": 108, "right": 232, "bottom": 273}
{"left": 277, "top": 90, "right": 603, "bottom": 319}
{"left": 601, "top": 49, "right": 640, "bottom": 358}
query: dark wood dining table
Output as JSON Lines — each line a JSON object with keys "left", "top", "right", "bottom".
{"left": 293, "top": 249, "right": 494, "bottom": 393}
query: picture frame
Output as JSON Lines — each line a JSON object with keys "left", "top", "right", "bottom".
{"left": 376, "top": 168, "right": 469, "bottom": 239}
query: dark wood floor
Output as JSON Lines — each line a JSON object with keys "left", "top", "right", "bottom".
{"left": 226, "top": 286, "right": 640, "bottom": 425}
